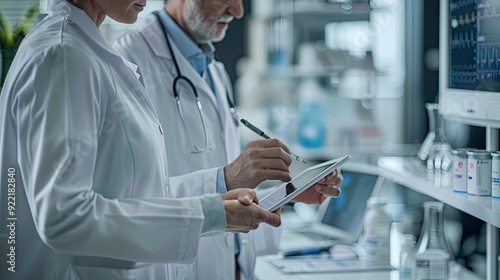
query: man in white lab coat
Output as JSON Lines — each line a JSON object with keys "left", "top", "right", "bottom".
{"left": 0, "top": 0, "right": 282, "bottom": 279}
{"left": 113, "top": 0, "right": 343, "bottom": 279}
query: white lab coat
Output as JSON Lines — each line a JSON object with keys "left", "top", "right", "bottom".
{"left": 0, "top": 3, "right": 226, "bottom": 280}
{"left": 113, "top": 13, "right": 282, "bottom": 280}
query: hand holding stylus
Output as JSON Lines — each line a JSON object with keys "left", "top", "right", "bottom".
{"left": 240, "top": 118, "right": 307, "bottom": 164}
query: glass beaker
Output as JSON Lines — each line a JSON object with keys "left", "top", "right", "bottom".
{"left": 415, "top": 202, "right": 454, "bottom": 261}
{"left": 417, "top": 103, "right": 452, "bottom": 172}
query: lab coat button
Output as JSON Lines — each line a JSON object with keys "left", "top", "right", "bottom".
{"left": 159, "top": 124, "right": 164, "bottom": 135}
{"left": 65, "top": 18, "right": 73, "bottom": 24}
{"left": 60, "top": 7, "right": 70, "bottom": 16}
{"left": 225, "top": 234, "right": 234, "bottom": 247}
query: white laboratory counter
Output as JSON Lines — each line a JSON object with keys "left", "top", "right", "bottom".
{"left": 254, "top": 258, "right": 397, "bottom": 280}
{"left": 255, "top": 188, "right": 484, "bottom": 280}
{"left": 254, "top": 256, "right": 482, "bottom": 280}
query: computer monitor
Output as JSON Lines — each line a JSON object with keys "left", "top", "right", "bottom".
{"left": 439, "top": 0, "right": 500, "bottom": 121}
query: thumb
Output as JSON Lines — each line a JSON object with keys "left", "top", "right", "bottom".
{"left": 238, "top": 189, "right": 257, "bottom": 205}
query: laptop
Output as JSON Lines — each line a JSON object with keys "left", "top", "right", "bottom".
{"left": 279, "top": 162, "right": 385, "bottom": 253}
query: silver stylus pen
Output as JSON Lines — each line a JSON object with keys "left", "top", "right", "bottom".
{"left": 240, "top": 118, "right": 307, "bottom": 164}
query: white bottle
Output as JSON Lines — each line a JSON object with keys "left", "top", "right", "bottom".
{"left": 399, "top": 234, "right": 416, "bottom": 280}
{"left": 359, "top": 197, "right": 392, "bottom": 261}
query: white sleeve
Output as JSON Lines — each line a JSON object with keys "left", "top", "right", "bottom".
{"left": 12, "top": 43, "right": 224, "bottom": 264}
{"left": 169, "top": 168, "right": 219, "bottom": 197}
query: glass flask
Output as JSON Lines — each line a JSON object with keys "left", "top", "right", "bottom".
{"left": 415, "top": 202, "right": 454, "bottom": 261}
{"left": 417, "top": 103, "right": 452, "bottom": 172}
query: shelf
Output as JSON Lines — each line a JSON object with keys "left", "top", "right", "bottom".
{"left": 254, "top": 1, "right": 371, "bottom": 21}
{"left": 292, "top": 1, "right": 371, "bottom": 17}
{"left": 378, "top": 156, "right": 500, "bottom": 228}
{"left": 291, "top": 144, "right": 383, "bottom": 161}
{"left": 443, "top": 115, "right": 500, "bottom": 130}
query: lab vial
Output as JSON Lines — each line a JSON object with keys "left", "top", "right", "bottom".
{"left": 415, "top": 249, "right": 449, "bottom": 280}
{"left": 451, "top": 148, "right": 471, "bottom": 192}
{"left": 467, "top": 150, "right": 492, "bottom": 196}
{"left": 492, "top": 151, "right": 500, "bottom": 198}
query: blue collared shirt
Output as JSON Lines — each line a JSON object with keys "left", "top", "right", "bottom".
{"left": 157, "top": 10, "right": 215, "bottom": 91}
{"left": 158, "top": 10, "right": 227, "bottom": 194}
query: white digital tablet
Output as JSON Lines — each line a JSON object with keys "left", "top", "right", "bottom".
{"left": 259, "top": 155, "right": 351, "bottom": 212}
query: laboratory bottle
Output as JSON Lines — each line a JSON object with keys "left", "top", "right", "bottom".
{"left": 358, "top": 197, "right": 392, "bottom": 261}
{"left": 417, "top": 103, "right": 452, "bottom": 171}
{"left": 415, "top": 202, "right": 455, "bottom": 261}
{"left": 399, "top": 234, "right": 416, "bottom": 280}
{"left": 297, "top": 78, "right": 326, "bottom": 149}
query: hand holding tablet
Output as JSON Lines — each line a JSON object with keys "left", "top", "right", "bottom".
{"left": 259, "top": 155, "right": 351, "bottom": 212}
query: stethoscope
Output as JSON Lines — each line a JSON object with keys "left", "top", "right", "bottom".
{"left": 156, "top": 12, "right": 239, "bottom": 154}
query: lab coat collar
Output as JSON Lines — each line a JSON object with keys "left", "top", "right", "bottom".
{"left": 140, "top": 13, "right": 173, "bottom": 60}
{"left": 50, "top": 1, "right": 142, "bottom": 80}
{"left": 50, "top": 1, "right": 131, "bottom": 66}
{"left": 50, "top": 2, "right": 106, "bottom": 45}
{"left": 139, "top": 13, "right": 216, "bottom": 96}
{"left": 157, "top": 10, "right": 201, "bottom": 64}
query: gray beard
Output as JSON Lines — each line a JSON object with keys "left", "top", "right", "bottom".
{"left": 183, "top": 0, "right": 216, "bottom": 44}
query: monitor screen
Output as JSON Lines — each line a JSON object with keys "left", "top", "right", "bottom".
{"left": 439, "top": 0, "right": 500, "bottom": 121}
{"left": 320, "top": 171, "right": 379, "bottom": 234}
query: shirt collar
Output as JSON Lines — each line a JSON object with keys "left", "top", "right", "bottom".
{"left": 157, "top": 9, "right": 215, "bottom": 75}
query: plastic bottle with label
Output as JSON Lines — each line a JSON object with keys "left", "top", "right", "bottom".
{"left": 399, "top": 234, "right": 416, "bottom": 280}
{"left": 358, "top": 197, "right": 392, "bottom": 261}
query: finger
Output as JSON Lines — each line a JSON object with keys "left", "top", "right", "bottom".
{"left": 264, "top": 211, "right": 281, "bottom": 227}
{"left": 253, "top": 157, "right": 291, "bottom": 173}
{"left": 237, "top": 189, "right": 257, "bottom": 205}
{"left": 317, "top": 172, "right": 342, "bottom": 186}
{"left": 317, "top": 176, "right": 342, "bottom": 187}
{"left": 227, "top": 228, "right": 250, "bottom": 234}
{"left": 317, "top": 172, "right": 333, "bottom": 183}
{"left": 247, "top": 142, "right": 293, "bottom": 167}
{"left": 250, "top": 139, "right": 291, "bottom": 154}
{"left": 315, "top": 185, "right": 342, "bottom": 198}
{"left": 247, "top": 148, "right": 293, "bottom": 168}
{"left": 253, "top": 168, "right": 291, "bottom": 182}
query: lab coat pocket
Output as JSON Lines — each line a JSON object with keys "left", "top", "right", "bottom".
{"left": 70, "top": 263, "right": 153, "bottom": 280}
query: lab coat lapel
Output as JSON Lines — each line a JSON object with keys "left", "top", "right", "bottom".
{"left": 140, "top": 14, "right": 219, "bottom": 110}
{"left": 208, "top": 63, "right": 227, "bottom": 126}
{"left": 52, "top": 2, "right": 160, "bottom": 122}
{"left": 209, "top": 62, "right": 241, "bottom": 162}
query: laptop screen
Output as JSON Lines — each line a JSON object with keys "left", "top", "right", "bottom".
{"left": 320, "top": 170, "right": 379, "bottom": 235}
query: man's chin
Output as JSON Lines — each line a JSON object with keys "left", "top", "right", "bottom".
{"left": 211, "top": 31, "right": 227, "bottom": 43}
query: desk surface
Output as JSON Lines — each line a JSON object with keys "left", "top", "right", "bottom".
{"left": 255, "top": 257, "right": 397, "bottom": 280}
{"left": 258, "top": 205, "right": 483, "bottom": 280}
{"left": 255, "top": 257, "right": 482, "bottom": 280}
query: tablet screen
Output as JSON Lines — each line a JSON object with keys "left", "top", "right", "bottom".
{"left": 259, "top": 155, "right": 351, "bottom": 211}
{"left": 259, "top": 183, "right": 296, "bottom": 211}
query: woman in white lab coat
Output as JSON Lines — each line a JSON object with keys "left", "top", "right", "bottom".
{"left": 112, "top": 2, "right": 343, "bottom": 279}
{"left": 0, "top": 0, "right": 281, "bottom": 279}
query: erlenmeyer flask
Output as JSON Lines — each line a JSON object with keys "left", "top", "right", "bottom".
{"left": 417, "top": 103, "right": 452, "bottom": 171}
{"left": 415, "top": 202, "right": 454, "bottom": 261}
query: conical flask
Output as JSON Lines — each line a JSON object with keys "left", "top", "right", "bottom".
{"left": 414, "top": 202, "right": 455, "bottom": 261}
{"left": 417, "top": 103, "right": 452, "bottom": 171}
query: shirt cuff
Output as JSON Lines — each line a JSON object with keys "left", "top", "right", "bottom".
{"left": 216, "top": 167, "right": 228, "bottom": 194}
{"left": 200, "top": 194, "right": 226, "bottom": 234}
